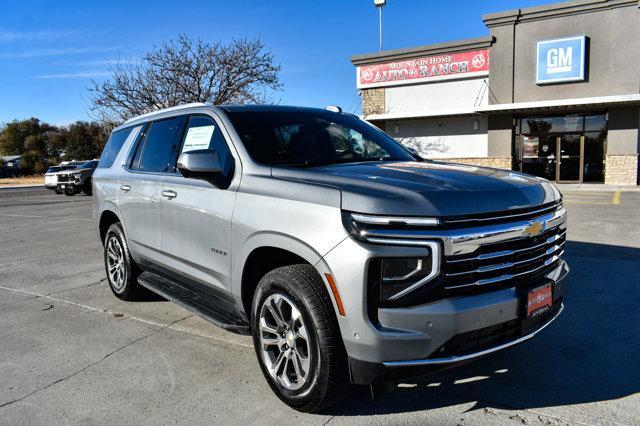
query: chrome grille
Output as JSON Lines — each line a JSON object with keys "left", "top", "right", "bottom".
{"left": 443, "top": 227, "right": 566, "bottom": 289}
{"left": 346, "top": 201, "right": 567, "bottom": 302}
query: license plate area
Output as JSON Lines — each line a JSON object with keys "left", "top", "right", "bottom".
{"left": 520, "top": 282, "right": 555, "bottom": 335}
{"left": 527, "top": 283, "right": 553, "bottom": 318}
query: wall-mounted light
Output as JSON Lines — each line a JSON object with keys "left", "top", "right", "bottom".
{"left": 394, "top": 123, "right": 399, "bottom": 134}
{"left": 473, "top": 119, "right": 479, "bottom": 130}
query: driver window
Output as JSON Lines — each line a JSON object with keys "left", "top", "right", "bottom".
{"left": 179, "top": 115, "right": 234, "bottom": 178}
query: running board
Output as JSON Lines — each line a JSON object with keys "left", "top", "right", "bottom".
{"left": 137, "top": 271, "right": 251, "bottom": 335}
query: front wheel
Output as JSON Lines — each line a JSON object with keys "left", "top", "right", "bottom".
{"left": 252, "top": 264, "right": 350, "bottom": 413}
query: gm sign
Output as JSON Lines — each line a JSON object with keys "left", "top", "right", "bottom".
{"left": 536, "top": 36, "right": 586, "bottom": 84}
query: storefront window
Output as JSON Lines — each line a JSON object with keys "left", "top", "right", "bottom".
{"left": 584, "top": 131, "right": 607, "bottom": 182}
{"left": 515, "top": 113, "right": 607, "bottom": 183}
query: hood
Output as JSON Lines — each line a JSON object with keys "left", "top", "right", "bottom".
{"left": 271, "top": 161, "right": 560, "bottom": 217}
{"left": 58, "top": 167, "right": 92, "bottom": 175}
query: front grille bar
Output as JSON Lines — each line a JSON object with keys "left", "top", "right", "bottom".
{"left": 443, "top": 201, "right": 561, "bottom": 225}
{"left": 446, "top": 242, "right": 565, "bottom": 277}
{"left": 444, "top": 250, "right": 564, "bottom": 290}
{"left": 447, "top": 230, "right": 566, "bottom": 264}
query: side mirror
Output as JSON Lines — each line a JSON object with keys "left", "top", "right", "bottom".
{"left": 176, "top": 149, "right": 224, "bottom": 187}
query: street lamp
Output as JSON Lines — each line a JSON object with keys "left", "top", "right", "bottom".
{"left": 374, "top": 0, "right": 387, "bottom": 51}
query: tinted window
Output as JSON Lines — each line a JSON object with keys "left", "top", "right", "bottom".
{"left": 46, "top": 166, "right": 61, "bottom": 173}
{"left": 80, "top": 160, "right": 99, "bottom": 169}
{"left": 98, "top": 127, "right": 134, "bottom": 169}
{"left": 138, "top": 116, "right": 186, "bottom": 173}
{"left": 226, "top": 110, "right": 413, "bottom": 166}
{"left": 179, "top": 115, "right": 234, "bottom": 177}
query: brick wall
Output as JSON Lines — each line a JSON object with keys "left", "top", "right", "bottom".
{"left": 433, "top": 157, "right": 513, "bottom": 170}
{"left": 360, "top": 88, "right": 385, "bottom": 115}
{"left": 605, "top": 154, "right": 639, "bottom": 185}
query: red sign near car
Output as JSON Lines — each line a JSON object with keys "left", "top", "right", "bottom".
{"left": 357, "top": 49, "right": 490, "bottom": 88}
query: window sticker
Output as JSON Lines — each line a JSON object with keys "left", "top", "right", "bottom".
{"left": 182, "top": 125, "right": 215, "bottom": 153}
{"left": 522, "top": 136, "right": 539, "bottom": 158}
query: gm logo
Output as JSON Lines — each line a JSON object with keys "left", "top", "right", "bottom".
{"left": 536, "top": 36, "right": 586, "bottom": 84}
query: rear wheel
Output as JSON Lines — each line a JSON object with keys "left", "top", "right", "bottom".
{"left": 252, "top": 264, "right": 350, "bottom": 413}
{"left": 104, "top": 222, "right": 140, "bottom": 300}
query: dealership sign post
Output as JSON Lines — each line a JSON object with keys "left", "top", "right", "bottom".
{"left": 356, "top": 49, "right": 489, "bottom": 89}
{"left": 536, "top": 36, "right": 587, "bottom": 84}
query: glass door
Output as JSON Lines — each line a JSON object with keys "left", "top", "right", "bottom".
{"left": 557, "top": 134, "right": 583, "bottom": 182}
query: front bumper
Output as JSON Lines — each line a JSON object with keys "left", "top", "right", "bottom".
{"left": 57, "top": 182, "right": 81, "bottom": 192}
{"left": 318, "top": 213, "right": 569, "bottom": 385}
{"left": 347, "top": 261, "right": 568, "bottom": 384}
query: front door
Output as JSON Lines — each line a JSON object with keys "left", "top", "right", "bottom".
{"left": 159, "top": 114, "right": 237, "bottom": 294}
{"left": 557, "top": 135, "right": 584, "bottom": 182}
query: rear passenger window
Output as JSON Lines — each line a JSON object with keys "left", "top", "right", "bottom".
{"left": 98, "top": 127, "right": 135, "bottom": 169}
{"left": 138, "top": 116, "right": 187, "bottom": 173}
{"left": 179, "top": 115, "right": 234, "bottom": 178}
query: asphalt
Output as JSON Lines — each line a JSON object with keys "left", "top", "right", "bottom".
{"left": 0, "top": 186, "right": 639, "bottom": 425}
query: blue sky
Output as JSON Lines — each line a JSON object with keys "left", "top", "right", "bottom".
{"left": 0, "top": 0, "right": 552, "bottom": 125}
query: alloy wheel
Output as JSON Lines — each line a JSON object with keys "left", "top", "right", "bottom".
{"left": 259, "top": 293, "right": 312, "bottom": 391}
{"left": 106, "top": 235, "right": 126, "bottom": 291}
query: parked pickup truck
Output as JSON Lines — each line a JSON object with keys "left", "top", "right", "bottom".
{"left": 44, "top": 163, "right": 82, "bottom": 193}
{"left": 56, "top": 160, "right": 99, "bottom": 196}
{"left": 93, "top": 103, "right": 569, "bottom": 412}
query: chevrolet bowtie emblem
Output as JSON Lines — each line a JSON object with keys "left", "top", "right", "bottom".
{"left": 523, "top": 221, "right": 544, "bottom": 237}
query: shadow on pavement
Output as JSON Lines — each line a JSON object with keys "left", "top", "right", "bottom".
{"left": 327, "top": 240, "right": 640, "bottom": 416}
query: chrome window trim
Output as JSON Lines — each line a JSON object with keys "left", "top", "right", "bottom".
{"left": 383, "top": 302, "right": 564, "bottom": 366}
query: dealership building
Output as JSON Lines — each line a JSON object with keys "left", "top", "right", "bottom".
{"left": 351, "top": 0, "right": 640, "bottom": 185}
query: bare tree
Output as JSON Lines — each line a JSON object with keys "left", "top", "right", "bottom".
{"left": 88, "top": 35, "right": 281, "bottom": 125}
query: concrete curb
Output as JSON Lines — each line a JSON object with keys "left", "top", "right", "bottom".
{"left": 0, "top": 184, "right": 45, "bottom": 190}
{"left": 555, "top": 184, "right": 640, "bottom": 192}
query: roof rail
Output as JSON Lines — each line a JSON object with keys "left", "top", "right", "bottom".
{"left": 123, "top": 103, "right": 207, "bottom": 124}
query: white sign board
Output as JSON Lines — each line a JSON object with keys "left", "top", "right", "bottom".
{"left": 182, "top": 125, "right": 214, "bottom": 153}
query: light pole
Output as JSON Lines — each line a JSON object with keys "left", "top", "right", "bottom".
{"left": 374, "top": 0, "right": 386, "bottom": 51}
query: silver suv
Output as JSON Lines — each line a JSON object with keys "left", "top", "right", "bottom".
{"left": 93, "top": 103, "right": 569, "bottom": 412}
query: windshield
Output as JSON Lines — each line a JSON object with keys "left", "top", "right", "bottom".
{"left": 80, "top": 160, "right": 99, "bottom": 169}
{"left": 226, "top": 110, "right": 415, "bottom": 167}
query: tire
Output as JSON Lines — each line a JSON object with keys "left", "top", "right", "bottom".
{"left": 83, "top": 179, "right": 92, "bottom": 195}
{"left": 103, "top": 222, "right": 141, "bottom": 301}
{"left": 64, "top": 191, "right": 75, "bottom": 196}
{"left": 54, "top": 190, "right": 63, "bottom": 194}
{"left": 251, "top": 264, "right": 350, "bottom": 413}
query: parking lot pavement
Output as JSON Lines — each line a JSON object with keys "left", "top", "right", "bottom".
{"left": 1, "top": 187, "right": 639, "bottom": 425}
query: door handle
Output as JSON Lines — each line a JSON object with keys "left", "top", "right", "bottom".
{"left": 120, "top": 185, "right": 131, "bottom": 192}
{"left": 162, "top": 190, "right": 177, "bottom": 199}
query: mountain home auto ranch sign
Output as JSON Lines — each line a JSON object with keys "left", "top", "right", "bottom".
{"left": 357, "top": 49, "right": 489, "bottom": 89}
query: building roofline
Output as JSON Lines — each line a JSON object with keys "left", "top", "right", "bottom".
{"left": 483, "top": 0, "right": 639, "bottom": 27}
{"left": 350, "top": 36, "right": 494, "bottom": 66}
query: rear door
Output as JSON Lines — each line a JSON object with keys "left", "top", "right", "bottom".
{"left": 118, "top": 116, "right": 187, "bottom": 266}
{"left": 159, "top": 114, "right": 238, "bottom": 293}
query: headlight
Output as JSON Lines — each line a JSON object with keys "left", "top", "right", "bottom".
{"left": 376, "top": 241, "right": 440, "bottom": 302}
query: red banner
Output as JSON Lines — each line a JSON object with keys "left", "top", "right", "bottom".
{"left": 357, "top": 49, "right": 489, "bottom": 88}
